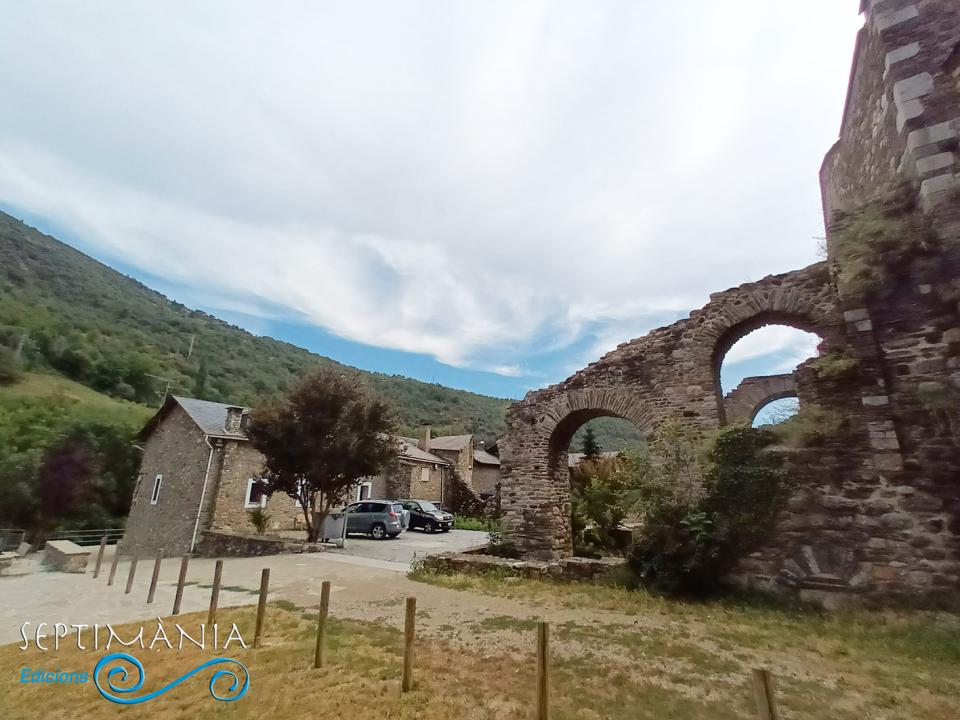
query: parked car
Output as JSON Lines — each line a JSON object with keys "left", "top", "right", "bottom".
{"left": 342, "top": 500, "right": 405, "bottom": 539}
{"left": 401, "top": 499, "right": 453, "bottom": 533}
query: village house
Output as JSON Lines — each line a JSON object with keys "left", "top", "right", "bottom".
{"left": 120, "top": 396, "right": 500, "bottom": 556}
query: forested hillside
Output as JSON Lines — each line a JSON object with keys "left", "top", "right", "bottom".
{"left": 0, "top": 210, "right": 642, "bottom": 449}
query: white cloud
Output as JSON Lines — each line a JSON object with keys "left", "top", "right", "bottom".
{"left": 0, "top": 1, "right": 862, "bottom": 378}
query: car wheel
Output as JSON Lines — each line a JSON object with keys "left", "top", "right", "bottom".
{"left": 371, "top": 523, "right": 387, "bottom": 540}
{"left": 426, "top": 521, "right": 437, "bottom": 533}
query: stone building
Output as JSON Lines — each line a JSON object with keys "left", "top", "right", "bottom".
{"left": 120, "top": 396, "right": 300, "bottom": 557}
{"left": 500, "top": 0, "right": 960, "bottom": 603}
{"left": 472, "top": 448, "right": 502, "bottom": 498}
{"left": 121, "top": 397, "right": 500, "bottom": 555}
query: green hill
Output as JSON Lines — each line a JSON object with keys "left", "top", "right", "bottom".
{"left": 0, "top": 210, "right": 642, "bottom": 450}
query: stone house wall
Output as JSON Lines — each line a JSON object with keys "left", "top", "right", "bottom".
{"left": 207, "top": 441, "right": 302, "bottom": 534}
{"left": 383, "top": 461, "right": 447, "bottom": 503}
{"left": 119, "top": 405, "right": 213, "bottom": 557}
{"left": 432, "top": 441, "right": 474, "bottom": 488}
{"left": 473, "top": 463, "right": 501, "bottom": 497}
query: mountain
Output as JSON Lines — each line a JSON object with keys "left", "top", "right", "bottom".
{"left": 0, "top": 210, "right": 642, "bottom": 449}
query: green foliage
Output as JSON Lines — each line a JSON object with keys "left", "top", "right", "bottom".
{"left": 772, "top": 403, "right": 849, "bottom": 448}
{"left": 454, "top": 516, "right": 501, "bottom": 532}
{"left": 830, "top": 186, "right": 935, "bottom": 299}
{"left": 248, "top": 507, "right": 271, "bottom": 535}
{"left": 247, "top": 367, "right": 400, "bottom": 542}
{"left": 444, "top": 467, "right": 488, "bottom": 518}
{"left": 809, "top": 351, "right": 859, "bottom": 379}
{"left": 627, "top": 424, "right": 787, "bottom": 597}
{"left": 571, "top": 417, "right": 645, "bottom": 453}
{"left": 570, "top": 454, "right": 631, "bottom": 554}
{"left": 0, "top": 383, "right": 143, "bottom": 537}
{"left": 580, "top": 426, "right": 601, "bottom": 460}
{"left": 0, "top": 346, "right": 21, "bottom": 386}
{"left": 193, "top": 356, "right": 209, "bottom": 399}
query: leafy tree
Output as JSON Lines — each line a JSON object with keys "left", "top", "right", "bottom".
{"left": 247, "top": 368, "right": 400, "bottom": 542}
{"left": 627, "top": 424, "right": 787, "bottom": 597}
{"left": 571, "top": 454, "right": 629, "bottom": 554}
{"left": 193, "top": 356, "right": 209, "bottom": 398}
{"left": 581, "top": 426, "right": 602, "bottom": 460}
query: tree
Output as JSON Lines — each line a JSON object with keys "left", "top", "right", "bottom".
{"left": 0, "top": 346, "right": 21, "bottom": 386}
{"left": 193, "top": 356, "right": 208, "bottom": 399}
{"left": 247, "top": 368, "right": 400, "bottom": 542}
{"left": 581, "top": 426, "right": 601, "bottom": 461}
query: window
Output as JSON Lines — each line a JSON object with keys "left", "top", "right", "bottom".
{"left": 419, "top": 467, "right": 430, "bottom": 483}
{"left": 150, "top": 475, "right": 163, "bottom": 505}
{"left": 245, "top": 479, "right": 267, "bottom": 508}
{"left": 356, "top": 482, "right": 372, "bottom": 502}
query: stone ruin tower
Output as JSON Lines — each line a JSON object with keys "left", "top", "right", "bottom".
{"left": 499, "top": 0, "right": 960, "bottom": 604}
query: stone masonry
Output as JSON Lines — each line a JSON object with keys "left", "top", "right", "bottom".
{"left": 502, "top": 1, "right": 960, "bottom": 603}
{"left": 723, "top": 374, "right": 798, "bottom": 425}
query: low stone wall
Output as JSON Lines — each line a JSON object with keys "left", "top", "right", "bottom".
{"left": 43, "top": 540, "right": 90, "bottom": 573}
{"left": 421, "top": 551, "right": 624, "bottom": 582}
{"left": 195, "top": 530, "right": 325, "bottom": 557}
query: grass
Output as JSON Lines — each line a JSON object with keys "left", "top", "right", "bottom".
{"left": 410, "top": 569, "right": 960, "bottom": 719}
{"left": 0, "top": 371, "right": 153, "bottom": 426}
{"left": 453, "top": 516, "right": 501, "bottom": 532}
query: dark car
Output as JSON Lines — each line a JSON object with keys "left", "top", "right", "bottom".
{"left": 342, "top": 500, "right": 405, "bottom": 539}
{"left": 401, "top": 500, "right": 453, "bottom": 533}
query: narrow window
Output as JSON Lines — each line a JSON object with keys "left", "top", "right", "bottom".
{"left": 245, "top": 479, "right": 267, "bottom": 508}
{"left": 150, "top": 475, "right": 163, "bottom": 505}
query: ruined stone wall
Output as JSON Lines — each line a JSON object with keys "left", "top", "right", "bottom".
{"left": 724, "top": 374, "right": 797, "bottom": 425}
{"left": 502, "top": 1, "right": 960, "bottom": 602}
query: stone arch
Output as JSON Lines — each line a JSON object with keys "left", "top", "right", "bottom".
{"left": 679, "top": 263, "right": 844, "bottom": 425}
{"left": 723, "top": 374, "right": 798, "bottom": 425}
{"left": 501, "top": 388, "right": 660, "bottom": 560}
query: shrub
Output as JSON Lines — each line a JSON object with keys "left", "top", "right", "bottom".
{"left": 830, "top": 184, "right": 936, "bottom": 299}
{"left": 627, "top": 425, "right": 787, "bottom": 597}
{"left": 570, "top": 454, "right": 631, "bottom": 553}
{"left": 772, "top": 404, "right": 849, "bottom": 448}
{"left": 454, "top": 516, "right": 501, "bottom": 532}
{"left": 248, "top": 507, "right": 271, "bottom": 535}
{"left": 809, "top": 351, "right": 859, "bottom": 379}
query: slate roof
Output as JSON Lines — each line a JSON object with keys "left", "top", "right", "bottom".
{"left": 173, "top": 396, "right": 249, "bottom": 438}
{"left": 428, "top": 434, "right": 472, "bottom": 451}
{"left": 398, "top": 438, "right": 451, "bottom": 465}
{"left": 473, "top": 449, "right": 501, "bottom": 466}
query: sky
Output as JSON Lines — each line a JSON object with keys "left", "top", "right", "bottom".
{"left": 0, "top": 1, "right": 864, "bottom": 401}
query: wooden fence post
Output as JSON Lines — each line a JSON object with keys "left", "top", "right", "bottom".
{"left": 207, "top": 560, "right": 223, "bottom": 626}
{"left": 92, "top": 536, "right": 107, "bottom": 579}
{"left": 537, "top": 621, "right": 550, "bottom": 720}
{"left": 254, "top": 568, "right": 270, "bottom": 648}
{"left": 124, "top": 556, "right": 138, "bottom": 595}
{"left": 146, "top": 548, "right": 164, "bottom": 603}
{"left": 314, "top": 580, "right": 331, "bottom": 669}
{"left": 402, "top": 597, "right": 416, "bottom": 692}
{"left": 172, "top": 555, "right": 190, "bottom": 615}
{"left": 751, "top": 668, "right": 780, "bottom": 720}
{"left": 107, "top": 549, "right": 120, "bottom": 586}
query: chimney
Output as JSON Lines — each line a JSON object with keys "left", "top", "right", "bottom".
{"left": 225, "top": 406, "right": 245, "bottom": 434}
{"left": 418, "top": 426, "right": 431, "bottom": 451}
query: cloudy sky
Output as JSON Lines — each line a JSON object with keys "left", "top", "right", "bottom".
{"left": 0, "top": 1, "right": 862, "bottom": 399}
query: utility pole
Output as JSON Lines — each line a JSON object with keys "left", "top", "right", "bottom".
{"left": 186, "top": 334, "right": 195, "bottom": 359}
{"left": 145, "top": 373, "right": 182, "bottom": 408}
{"left": 13, "top": 330, "right": 27, "bottom": 361}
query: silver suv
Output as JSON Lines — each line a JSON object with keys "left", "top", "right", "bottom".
{"left": 342, "top": 500, "right": 405, "bottom": 539}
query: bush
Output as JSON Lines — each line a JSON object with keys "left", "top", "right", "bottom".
{"left": 772, "top": 404, "right": 849, "bottom": 448}
{"left": 570, "top": 454, "right": 632, "bottom": 554}
{"left": 809, "top": 351, "right": 859, "bottom": 380}
{"left": 627, "top": 425, "right": 787, "bottom": 597}
{"left": 248, "top": 507, "right": 271, "bottom": 535}
{"left": 454, "top": 516, "right": 501, "bottom": 532}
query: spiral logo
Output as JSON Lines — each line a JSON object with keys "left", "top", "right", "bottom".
{"left": 93, "top": 652, "right": 249, "bottom": 704}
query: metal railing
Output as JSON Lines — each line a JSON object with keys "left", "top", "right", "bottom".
{"left": 47, "top": 528, "right": 124, "bottom": 547}
{"left": 0, "top": 528, "right": 26, "bottom": 552}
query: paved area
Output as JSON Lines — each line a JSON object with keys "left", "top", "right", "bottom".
{"left": 0, "top": 530, "right": 488, "bottom": 646}
{"left": 331, "top": 528, "right": 487, "bottom": 566}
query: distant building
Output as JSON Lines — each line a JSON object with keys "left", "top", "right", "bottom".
{"left": 120, "top": 397, "right": 501, "bottom": 556}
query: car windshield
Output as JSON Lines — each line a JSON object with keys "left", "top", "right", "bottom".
{"left": 419, "top": 501, "right": 439, "bottom": 512}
